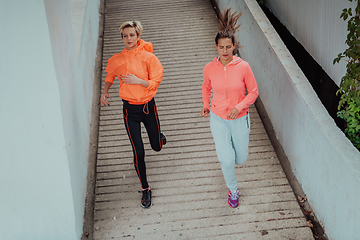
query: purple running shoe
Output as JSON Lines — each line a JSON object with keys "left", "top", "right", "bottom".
{"left": 228, "top": 190, "right": 240, "bottom": 208}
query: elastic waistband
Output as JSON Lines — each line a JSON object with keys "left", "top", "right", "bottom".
{"left": 122, "top": 98, "right": 155, "bottom": 106}
{"left": 122, "top": 98, "right": 155, "bottom": 114}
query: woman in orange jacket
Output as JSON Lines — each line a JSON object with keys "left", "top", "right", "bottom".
{"left": 201, "top": 9, "right": 258, "bottom": 208}
{"left": 100, "top": 21, "right": 166, "bottom": 208}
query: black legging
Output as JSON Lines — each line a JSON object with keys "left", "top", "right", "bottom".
{"left": 122, "top": 98, "right": 163, "bottom": 190}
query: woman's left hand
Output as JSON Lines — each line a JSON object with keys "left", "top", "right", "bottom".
{"left": 227, "top": 108, "right": 239, "bottom": 119}
{"left": 120, "top": 74, "right": 140, "bottom": 85}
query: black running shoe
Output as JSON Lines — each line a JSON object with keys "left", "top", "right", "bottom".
{"left": 141, "top": 189, "right": 152, "bottom": 208}
{"left": 160, "top": 133, "right": 167, "bottom": 145}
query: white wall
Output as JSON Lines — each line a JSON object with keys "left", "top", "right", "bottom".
{"left": 215, "top": 0, "right": 360, "bottom": 239}
{"left": 265, "top": 0, "right": 354, "bottom": 86}
{"left": 0, "top": 0, "right": 100, "bottom": 239}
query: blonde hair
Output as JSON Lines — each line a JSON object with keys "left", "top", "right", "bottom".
{"left": 119, "top": 21, "right": 143, "bottom": 37}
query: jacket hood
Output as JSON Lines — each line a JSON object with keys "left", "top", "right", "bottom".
{"left": 214, "top": 55, "right": 243, "bottom": 65}
{"left": 136, "top": 39, "right": 153, "bottom": 53}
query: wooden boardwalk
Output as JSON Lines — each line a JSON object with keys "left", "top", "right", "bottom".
{"left": 93, "top": 0, "right": 314, "bottom": 239}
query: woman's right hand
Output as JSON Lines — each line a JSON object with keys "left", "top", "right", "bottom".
{"left": 200, "top": 108, "right": 210, "bottom": 118}
{"left": 100, "top": 92, "right": 110, "bottom": 106}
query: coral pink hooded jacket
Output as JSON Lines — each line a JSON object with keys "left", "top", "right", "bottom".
{"left": 202, "top": 56, "right": 259, "bottom": 120}
{"left": 104, "top": 39, "right": 163, "bottom": 105}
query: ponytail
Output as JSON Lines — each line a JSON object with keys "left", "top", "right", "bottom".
{"left": 215, "top": 8, "right": 242, "bottom": 55}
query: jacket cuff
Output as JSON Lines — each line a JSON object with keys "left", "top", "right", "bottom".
{"left": 203, "top": 102, "right": 210, "bottom": 109}
{"left": 147, "top": 80, "right": 156, "bottom": 90}
{"left": 104, "top": 77, "right": 114, "bottom": 84}
{"left": 235, "top": 103, "right": 245, "bottom": 113}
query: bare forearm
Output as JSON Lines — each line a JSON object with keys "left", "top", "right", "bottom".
{"left": 100, "top": 82, "right": 112, "bottom": 106}
{"left": 121, "top": 74, "right": 149, "bottom": 87}
{"left": 137, "top": 78, "right": 149, "bottom": 88}
{"left": 102, "top": 82, "right": 112, "bottom": 95}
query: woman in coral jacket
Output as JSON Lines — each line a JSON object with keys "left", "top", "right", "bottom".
{"left": 201, "top": 9, "right": 259, "bottom": 208}
{"left": 100, "top": 21, "right": 166, "bottom": 209}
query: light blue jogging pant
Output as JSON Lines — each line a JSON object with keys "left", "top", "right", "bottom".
{"left": 210, "top": 111, "right": 250, "bottom": 192}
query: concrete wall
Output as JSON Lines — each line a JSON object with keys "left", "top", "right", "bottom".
{"left": 0, "top": 0, "right": 100, "bottom": 239}
{"left": 215, "top": 0, "right": 360, "bottom": 239}
{"left": 265, "top": 0, "right": 355, "bottom": 87}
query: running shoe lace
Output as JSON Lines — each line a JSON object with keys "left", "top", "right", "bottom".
{"left": 230, "top": 191, "right": 239, "bottom": 200}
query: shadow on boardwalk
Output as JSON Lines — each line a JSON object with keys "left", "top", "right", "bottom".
{"left": 91, "top": 0, "right": 314, "bottom": 239}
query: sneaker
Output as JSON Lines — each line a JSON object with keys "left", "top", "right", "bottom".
{"left": 141, "top": 188, "right": 152, "bottom": 208}
{"left": 228, "top": 190, "right": 240, "bottom": 208}
{"left": 160, "top": 133, "right": 167, "bottom": 145}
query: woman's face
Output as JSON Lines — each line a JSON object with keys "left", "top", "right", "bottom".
{"left": 122, "top": 27, "right": 140, "bottom": 50}
{"left": 216, "top": 38, "right": 235, "bottom": 63}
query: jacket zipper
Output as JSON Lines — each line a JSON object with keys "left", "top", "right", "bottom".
{"left": 224, "top": 66, "right": 229, "bottom": 118}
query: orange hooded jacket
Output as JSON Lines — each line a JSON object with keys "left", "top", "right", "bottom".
{"left": 104, "top": 39, "right": 163, "bottom": 105}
